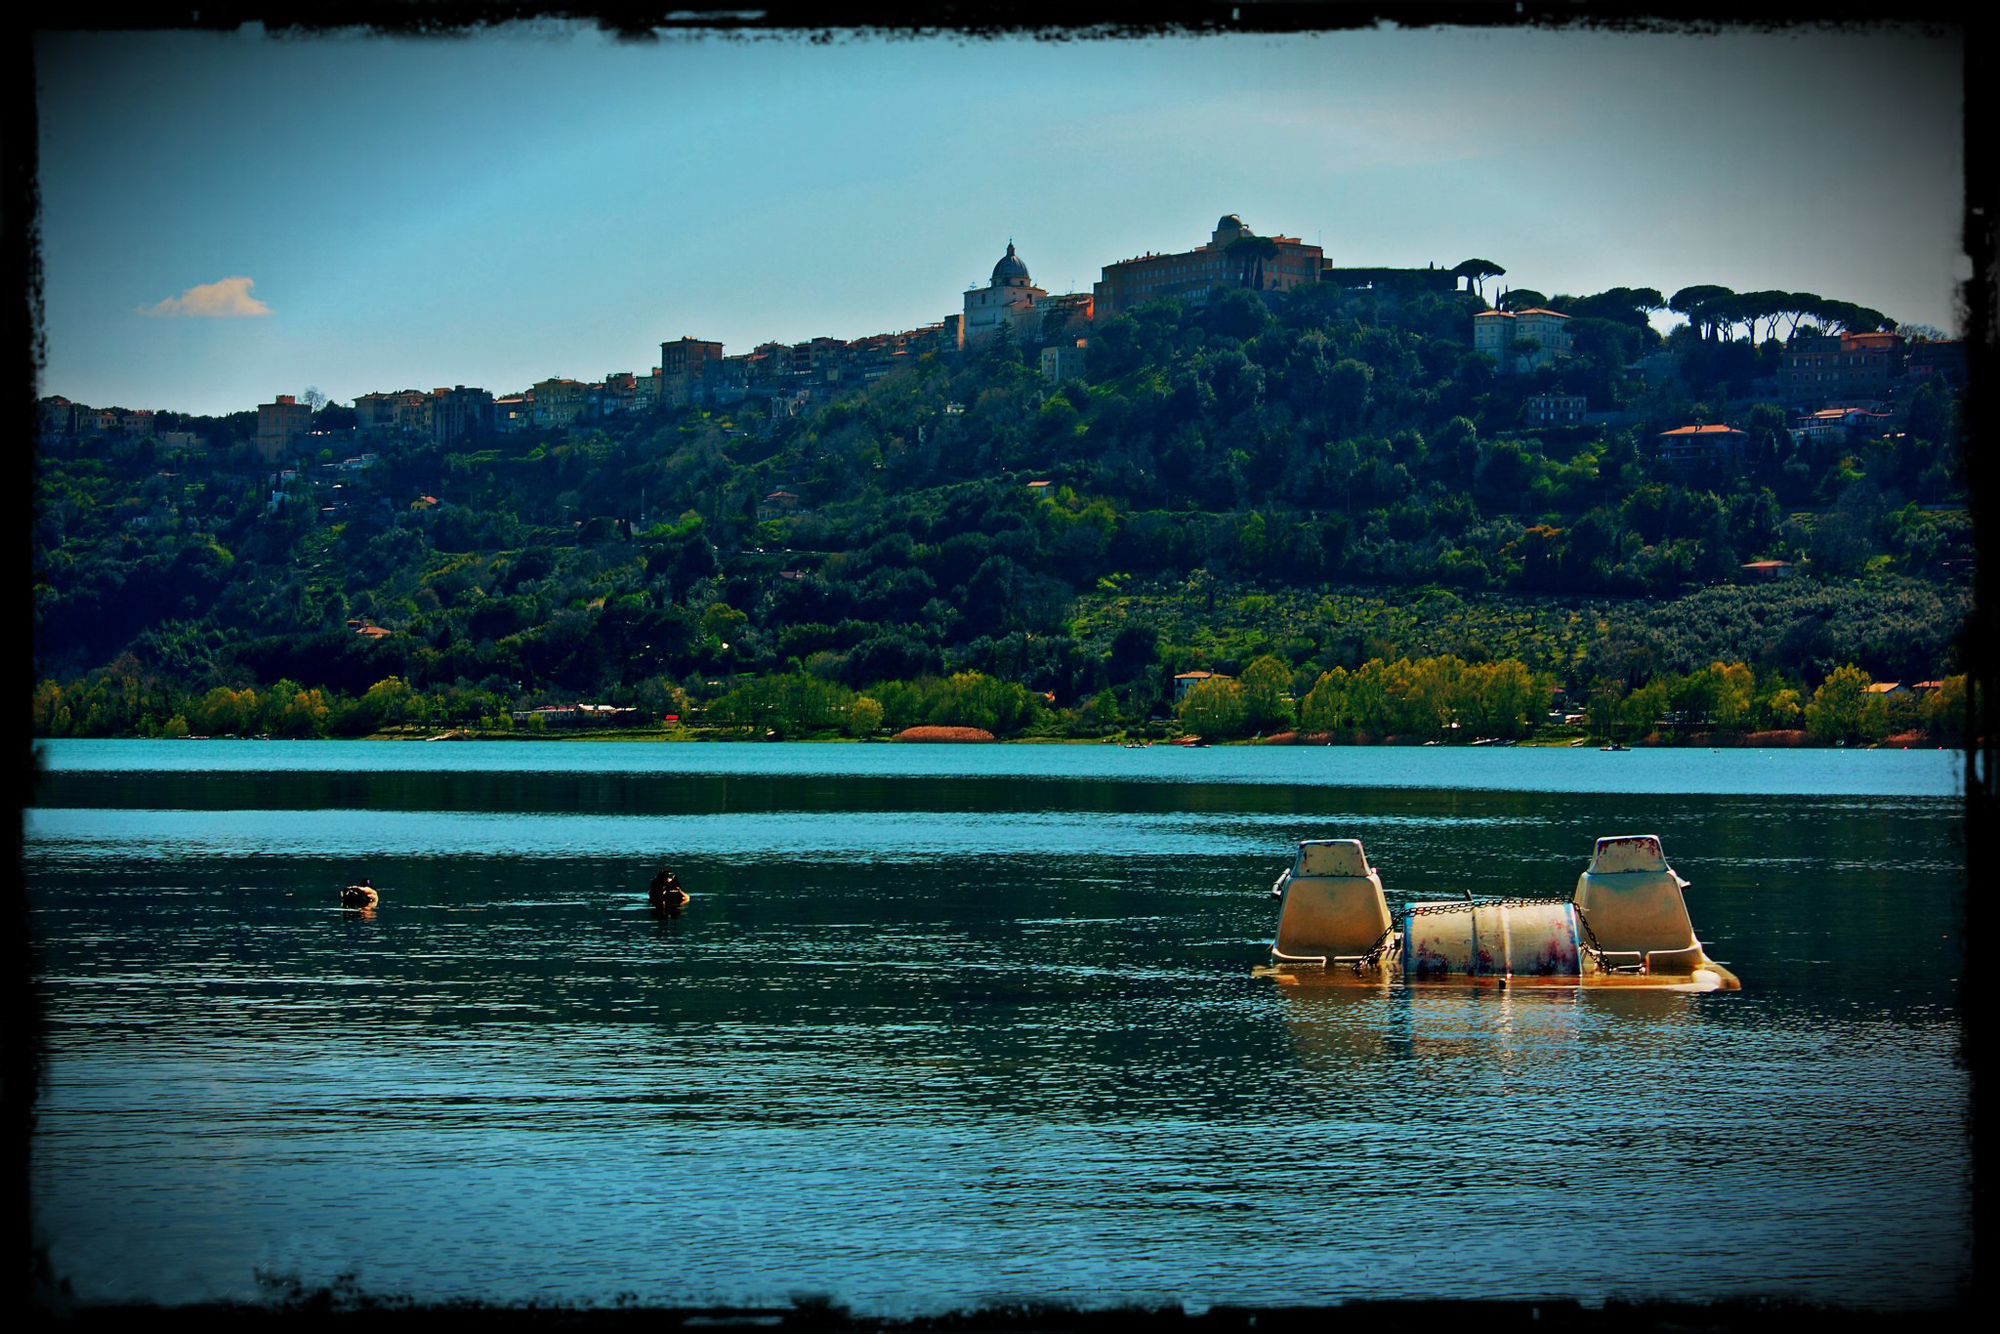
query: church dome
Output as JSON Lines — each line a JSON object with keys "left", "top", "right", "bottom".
{"left": 991, "top": 241, "right": 1031, "bottom": 287}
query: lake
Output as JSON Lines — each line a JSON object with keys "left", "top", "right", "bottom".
{"left": 24, "top": 740, "right": 1970, "bottom": 1315}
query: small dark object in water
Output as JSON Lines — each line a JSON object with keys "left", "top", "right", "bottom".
{"left": 648, "top": 867, "right": 691, "bottom": 910}
{"left": 341, "top": 878, "right": 379, "bottom": 908}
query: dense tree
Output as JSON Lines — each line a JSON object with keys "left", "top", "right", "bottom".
{"left": 1239, "top": 654, "right": 1295, "bottom": 733}
{"left": 1668, "top": 285, "right": 1735, "bottom": 342}
{"left": 1452, "top": 259, "right": 1506, "bottom": 301}
{"left": 1557, "top": 287, "right": 1666, "bottom": 327}
{"left": 1223, "top": 235, "right": 1282, "bottom": 292}
{"left": 1803, "top": 665, "right": 1887, "bottom": 744}
{"left": 1299, "top": 667, "right": 1351, "bottom": 733}
{"left": 1178, "top": 675, "right": 1248, "bottom": 737}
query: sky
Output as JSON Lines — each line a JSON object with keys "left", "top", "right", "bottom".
{"left": 32, "top": 18, "right": 1970, "bottom": 418}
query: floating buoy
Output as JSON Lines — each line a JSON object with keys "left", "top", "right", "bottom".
{"left": 340, "top": 879, "right": 379, "bottom": 908}
{"left": 647, "top": 866, "right": 691, "bottom": 911}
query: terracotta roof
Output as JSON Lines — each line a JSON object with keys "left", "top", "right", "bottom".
{"left": 1661, "top": 424, "right": 1745, "bottom": 436}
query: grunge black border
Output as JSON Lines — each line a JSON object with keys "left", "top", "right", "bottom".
{"left": 10, "top": 3, "right": 1989, "bottom": 1328}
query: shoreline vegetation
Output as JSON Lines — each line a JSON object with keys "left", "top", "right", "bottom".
{"left": 75, "top": 731, "right": 1958, "bottom": 750}
{"left": 65, "top": 720, "right": 1960, "bottom": 751}
{"left": 33, "top": 654, "right": 1970, "bottom": 750}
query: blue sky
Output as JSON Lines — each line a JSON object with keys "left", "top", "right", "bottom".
{"left": 33, "top": 19, "right": 1966, "bottom": 417}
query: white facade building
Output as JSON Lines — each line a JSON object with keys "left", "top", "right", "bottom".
{"left": 961, "top": 241, "right": 1047, "bottom": 348}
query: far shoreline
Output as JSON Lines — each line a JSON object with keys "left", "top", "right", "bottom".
{"left": 46, "top": 728, "right": 1960, "bottom": 751}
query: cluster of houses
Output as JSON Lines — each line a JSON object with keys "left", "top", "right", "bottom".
{"left": 1709, "top": 325, "right": 1958, "bottom": 467}
{"left": 43, "top": 211, "right": 1965, "bottom": 483}
{"left": 1581, "top": 335, "right": 1955, "bottom": 472}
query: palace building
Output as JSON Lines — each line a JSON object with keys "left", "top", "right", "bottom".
{"left": 1472, "top": 306, "right": 1574, "bottom": 373}
{"left": 1092, "top": 215, "right": 1323, "bottom": 320}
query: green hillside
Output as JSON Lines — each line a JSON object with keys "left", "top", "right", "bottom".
{"left": 32, "top": 281, "right": 1972, "bottom": 745}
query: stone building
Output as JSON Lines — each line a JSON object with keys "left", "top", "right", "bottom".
{"left": 1782, "top": 331, "right": 1905, "bottom": 408}
{"left": 354, "top": 390, "right": 426, "bottom": 437}
{"left": 1521, "top": 392, "right": 1587, "bottom": 426}
{"left": 427, "top": 385, "right": 495, "bottom": 443}
{"left": 255, "top": 394, "right": 313, "bottom": 462}
{"left": 1656, "top": 423, "right": 1747, "bottom": 468}
{"left": 1041, "top": 343, "right": 1087, "bottom": 384}
{"left": 1473, "top": 307, "right": 1574, "bottom": 373}
{"left": 961, "top": 241, "right": 1048, "bottom": 348}
{"left": 1092, "top": 215, "right": 1323, "bottom": 320}
{"left": 531, "top": 378, "right": 591, "bottom": 429}
{"left": 660, "top": 337, "right": 725, "bottom": 408}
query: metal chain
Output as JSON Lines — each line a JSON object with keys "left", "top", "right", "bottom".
{"left": 1566, "top": 906, "right": 1644, "bottom": 972}
{"left": 1344, "top": 927, "right": 1396, "bottom": 974}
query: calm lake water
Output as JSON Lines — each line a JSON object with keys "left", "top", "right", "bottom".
{"left": 25, "top": 740, "right": 1970, "bottom": 1314}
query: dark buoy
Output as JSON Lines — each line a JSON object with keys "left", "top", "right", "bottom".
{"left": 647, "top": 867, "right": 691, "bottom": 911}
{"left": 341, "top": 878, "right": 379, "bottom": 908}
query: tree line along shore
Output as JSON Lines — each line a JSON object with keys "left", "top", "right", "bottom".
{"left": 32, "top": 653, "right": 1971, "bottom": 750}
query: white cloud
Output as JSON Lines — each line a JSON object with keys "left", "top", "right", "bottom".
{"left": 137, "top": 276, "right": 272, "bottom": 318}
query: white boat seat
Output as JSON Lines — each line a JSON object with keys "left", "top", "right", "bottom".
{"left": 1273, "top": 839, "right": 1393, "bottom": 963}
{"left": 1572, "top": 834, "right": 1699, "bottom": 958}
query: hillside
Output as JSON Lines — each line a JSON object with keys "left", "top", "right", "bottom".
{"left": 31, "top": 280, "right": 1973, "bottom": 744}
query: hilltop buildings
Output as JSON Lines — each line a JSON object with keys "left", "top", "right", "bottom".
{"left": 1093, "top": 214, "right": 1323, "bottom": 320}
{"left": 660, "top": 337, "right": 725, "bottom": 409}
{"left": 1473, "top": 306, "right": 1574, "bottom": 373}
{"left": 636, "top": 221, "right": 1326, "bottom": 412}
{"left": 1780, "top": 331, "right": 1904, "bottom": 403}
{"left": 353, "top": 386, "right": 499, "bottom": 444}
{"left": 254, "top": 394, "right": 313, "bottom": 462}
{"left": 961, "top": 241, "right": 1045, "bottom": 347}
{"left": 960, "top": 240, "right": 1093, "bottom": 350}
{"left": 42, "top": 214, "right": 1464, "bottom": 450}
{"left": 45, "top": 208, "right": 1964, "bottom": 458}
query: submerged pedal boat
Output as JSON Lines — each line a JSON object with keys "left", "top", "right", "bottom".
{"left": 1258, "top": 834, "right": 1741, "bottom": 992}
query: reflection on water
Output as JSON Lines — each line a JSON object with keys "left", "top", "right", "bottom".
{"left": 26, "top": 744, "right": 1968, "bottom": 1313}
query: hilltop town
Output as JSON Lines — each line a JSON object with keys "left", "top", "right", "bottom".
{"left": 42, "top": 214, "right": 1963, "bottom": 465}
{"left": 33, "top": 214, "right": 1973, "bottom": 747}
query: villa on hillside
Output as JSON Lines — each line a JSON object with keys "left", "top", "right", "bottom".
{"left": 1174, "top": 670, "right": 1230, "bottom": 704}
{"left": 1472, "top": 307, "right": 1573, "bottom": 373}
{"left": 1657, "top": 423, "right": 1747, "bottom": 468}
